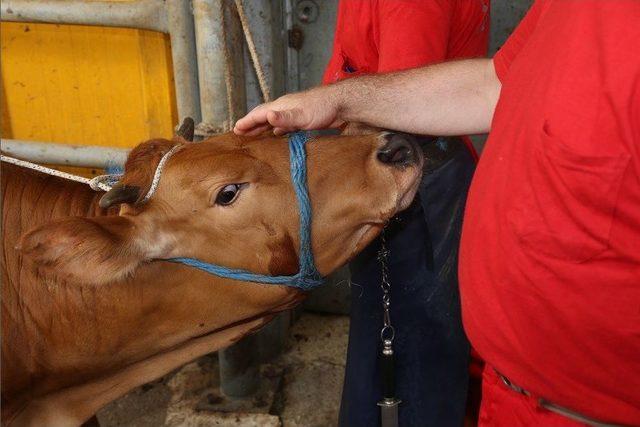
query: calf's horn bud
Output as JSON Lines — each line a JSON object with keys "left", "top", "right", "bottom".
{"left": 176, "top": 117, "right": 195, "bottom": 142}
{"left": 99, "top": 183, "right": 141, "bottom": 209}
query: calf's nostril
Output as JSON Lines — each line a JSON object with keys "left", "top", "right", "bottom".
{"left": 377, "top": 134, "right": 416, "bottom": 166}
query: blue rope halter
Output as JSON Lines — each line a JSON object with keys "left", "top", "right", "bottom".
{"left": 168, "top": 132, "right": 323, "bottom": 291}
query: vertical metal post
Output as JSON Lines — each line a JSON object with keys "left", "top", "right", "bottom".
{"left": 218, "top": 0, "right": 255, "bottom": 393}
{"left": 223, "top": 0, "right": 247, "bottom": 122}
{"left": 258, "top": 311, "right": 291, "bottom": 362}
{"left": 193, "top": 0, "right": 227, "bottom": 133}
{"left": 239, "top": 0, "right": 292, "bottom": 363}
{"left": 193, "top": 0, "right": 245, "bottom": 134}
{"left": 283, "top": 0, "right": 300, "bottom": 93}
{"left": 166, "top": 0, "right": 201, "bottom": 124}
{"left": 219, "top": 334, "right": 260, "bottom": 397}
{"left": 242, "top": 0, "right": 285, "bottom": 109}
{"left": 193, "top": 0, "right": 256, "bottom": 399}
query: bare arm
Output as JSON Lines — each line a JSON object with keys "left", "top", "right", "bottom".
{"left": 234, "top": 58, "right": 501, "bottom": 136}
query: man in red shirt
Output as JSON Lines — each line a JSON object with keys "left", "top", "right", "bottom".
{"left": 235, "top": 1, "right": 640, "bottom": 425}
{"left": 321, "top": 2, "right": 489, "bottom": 426}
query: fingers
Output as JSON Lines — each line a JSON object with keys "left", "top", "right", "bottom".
{"left": 244, "top": 124, "right": 272, "bottom": 136}
{"left": 273, "top": 127, "right": 294, "bottom": 136}
{"left": 235, "top": 91, "right": 311, "bottom": 133}
{"left": 234, "top": 90, "right": 339, "bottom": 136}
{"left": 233, "top": 104, "right": 270, "bottom": 135}
{"left": 270, "top": 110, "right": 303, "bottom": 136}
{"left": 329, "top": 118, "right": 346, "bottom": 129}
{"left": 235, "top": 109, "right": 308, "bottom": 137}
{"left": 267, "top": 109, "right": 305, "bottom": 129}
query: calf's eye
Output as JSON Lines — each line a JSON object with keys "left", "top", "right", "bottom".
{"left": 215, "top": 184, "right": 243, "bottom": 206}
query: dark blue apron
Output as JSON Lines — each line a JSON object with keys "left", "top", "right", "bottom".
{"left": 339, "top": 137, "right": 476, "bottom": 427}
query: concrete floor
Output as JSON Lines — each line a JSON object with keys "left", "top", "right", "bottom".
{"left": 97, "top": 313, "right": 349, "bottom": 427}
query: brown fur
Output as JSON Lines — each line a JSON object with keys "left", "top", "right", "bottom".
{"left": 1, "top": 131, "right": 422, "bottom": 426}
{"left": 119, "top": 138, "right": 181, "bottom": 198}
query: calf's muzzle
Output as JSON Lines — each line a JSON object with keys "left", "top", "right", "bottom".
{"left": 377, "top": 133, "right": 421, "bottom": 167}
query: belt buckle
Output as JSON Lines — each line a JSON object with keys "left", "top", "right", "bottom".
{"left": 494, "top": 370, "right": 623, "bottom": 427}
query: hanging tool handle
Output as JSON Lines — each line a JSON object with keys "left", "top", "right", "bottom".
{"left": 381, "top": 339, "right": 395, "bottom": 399}
{"left": 377, "top": 231, "right": 401, "bottom": 427}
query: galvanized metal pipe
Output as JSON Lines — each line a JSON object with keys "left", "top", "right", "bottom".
{"left": 193, "top": 0, "right": 255, "bottom": 398}
{"left": 283, "top": 0, "right": 300, "bottom": 93}
{"left": 193, "top": 0, "right": 229, "bottom": 134}
{"left": 193, "top": 0, "right": 245, "bottom": 135}
{"left": 166, "top": 0, "right": 201, "bottom": 123}
{"left": 242, "top": 0, "right": 285, "bottom": 111}
{"left": 223, "top": 1, "right": 247, "bottom": 123}
{"left": 239, "top": 0, "right": 292, "bottom": 365}
{"left": 219, "top": 334, "right": 260, "bottom": 398}
{"left": 0, "top": 0, "right": 167, "bottom": 32}
{"left": 1, "top": 139, "right": 129, "bottom": 169}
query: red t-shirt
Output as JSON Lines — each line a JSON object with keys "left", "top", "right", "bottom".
{"left": 460, "top": 1, "right": 640, "bottom": 425}
{"left": 322, "top": 0, "right": 490, "bottom": 157}
{"left": 323, "top": 0, "right": 489, "bottom": 82}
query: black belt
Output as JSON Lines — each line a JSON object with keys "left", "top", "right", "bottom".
{"left": 496, "top": 370, "right": 628, "bottom": 427}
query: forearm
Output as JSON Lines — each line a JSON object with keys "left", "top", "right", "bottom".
{"left": 335, "top": 58, "right": 500, "bottom": 135}
{"left": 233, "top": 58, "right": 500, "bottom": 137}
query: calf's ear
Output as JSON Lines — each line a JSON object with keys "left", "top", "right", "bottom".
{"left": 17, "top": 216, "right": 153, "bottom": 286}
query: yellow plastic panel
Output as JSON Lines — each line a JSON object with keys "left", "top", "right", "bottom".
{"left": 1, "top": 21, "right": 177, "bottom": 148}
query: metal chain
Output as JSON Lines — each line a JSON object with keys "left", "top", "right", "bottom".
{"left": 378, "top": 229, "right": 395, "bottom": 343}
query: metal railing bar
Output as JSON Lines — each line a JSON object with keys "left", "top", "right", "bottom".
{"left": 1, "top": 139, "right": 129, "bottom": 169}
{"left": 1, "top": 0, "right": 168, "bottom": 33}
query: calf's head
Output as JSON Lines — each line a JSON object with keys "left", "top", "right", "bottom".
{"left": 19, "top": 131, "right": 423, "bottom": 286}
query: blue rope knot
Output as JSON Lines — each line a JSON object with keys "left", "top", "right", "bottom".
{"left": 168, "top": 132, "right": 324, "bottom": 291}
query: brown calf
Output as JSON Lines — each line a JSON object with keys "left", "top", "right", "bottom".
{"left": 1, "top": 131, "right": 423, "bottom": 426}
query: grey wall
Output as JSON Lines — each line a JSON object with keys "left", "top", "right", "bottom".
{"left": 293, "top": 0, "right": 338, "bottom": 90}
{"left": 490, "top": 0, "right": 534, "bottom": 55}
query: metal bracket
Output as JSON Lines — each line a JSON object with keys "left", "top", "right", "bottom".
{"left": 288, "top": 26, "right": 304, "bottom": 50}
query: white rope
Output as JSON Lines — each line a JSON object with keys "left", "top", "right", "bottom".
{"left": 0, "top": 154, "right": 117, "bottom": 192}
{"left": 138, "top": 144, "right": 182, "bottom": 204}
{"left": 1, "top": 144, "right": 182, "bottom": 203}
{"left": 233, "top": 0, "right": 271, "bottom": 103}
